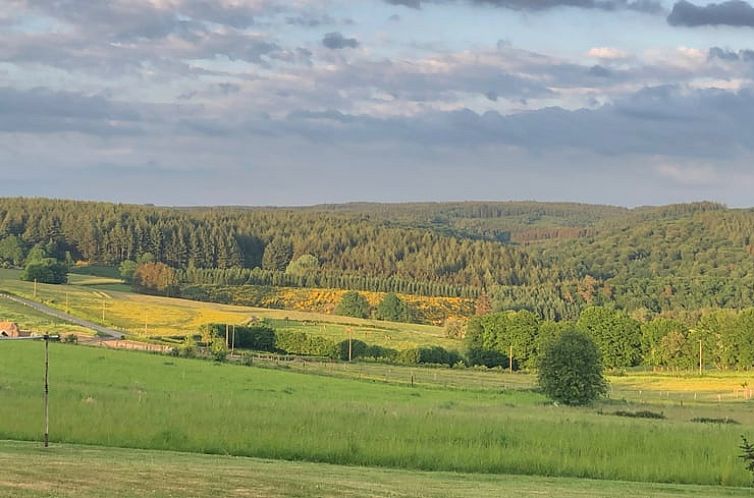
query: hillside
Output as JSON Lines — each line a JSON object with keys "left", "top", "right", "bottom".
{"left": 2, "top": 198, "right": 754, "bottom": 320}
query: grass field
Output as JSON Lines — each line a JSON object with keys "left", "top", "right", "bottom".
{"left": 0, "top": 269, "right": 455, "bottom": 349}
{"left": 0, "top": 295, "right": 93, "bottom": 336}
{"left": 1, "top": 341, "right": 753, "bottom": 488}
{"left": 1, "top": 441, "right": 751, "bottom": 498}
{"left": 246, "top": 356, "right": 754, "bottom": 403}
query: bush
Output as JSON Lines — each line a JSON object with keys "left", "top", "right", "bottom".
{"left": 538, "top": 330, "right": 608, "bottom": 406}
{"left": 210, "top": 337, "right": 227, "bottom": 362}
{"left": 692, "top": 417, "right": 740, "bottom": 425}
{"left": 179, "top": 335, "right": 197, "bottom": 358}
{"left": 63, "top": 334, "right": 78, "bottom": 344}
{"left": 275, "top": 330, "right": 338, "bottom": 358}
{"left": 20, "top": 258, "right": 68, "bottom": 284}
{"left": 205, "top": 323, "right": 276, "bottom": 352}
{"left": 334, "top": 291, "right": 370, "bottom": 319}
{"left": 612, "top": 410, "right": 665, "bottom": 419}
{"left": 398, "top": 346, "right": 462, "bottom": 367}
{"left": 466, "top": 347, "right": 513, "bottom": 369}
{"left": 337, "top": 339, "right": 369, "bottom": 361}
{"left": 375, "top": 293, "right": 416, "bottom": 323}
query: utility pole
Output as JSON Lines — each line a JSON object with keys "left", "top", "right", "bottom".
{"left": 1, "top": 334, "right": 58, "bottom": 448}
{"left": 348, "top": 328, "right": 353, "bottom": 362}
{"left": 225, "top": 324, "right": 229, "bottom": 349}
{"left": 231, "top": 325, "right": 236, "bottom": 356}
{"left": 44, "top": 335, "right": 49, "bottom": 448}
{"left": 699, "top": 339, "right": 703, "bottom": 376}
{"left": 509, "top": 345, "right": 513, "bottom": 373}
{"left": 101, "top": 298, "right": 106, "bottom": 323}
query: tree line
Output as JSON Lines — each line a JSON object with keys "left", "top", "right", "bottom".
{"left": 6, "top": 198, "right": 754, "bottom": 322}
{"left": 465, "top": 306, "right": 754, "bottom": 371}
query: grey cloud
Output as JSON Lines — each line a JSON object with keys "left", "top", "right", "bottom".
{"left": 385, "top": 0, "right": 422, "bottom": 7}
{"left": 668, "top": 0, "right": 754, "bottom": 27}
{"left": 279, "top": 85, "right": 754, "bottom": 158}
{"left": 384, "top": 0, "right": 663, "bottom": 13}
{"left": 310, "top": 56, "right": 552, "bottom": 103}
{"left": 286, "top": 14, "right": 338, "bottom": 27}
{"left": 588, "top": 64, "right": 612, "bottom": 77}
{"left": 25, "top": 0, "right": 265, "bottom": 38}
{"left": 0, "top": 87, "right": 142, "bottom": 135}
{"left": 708, "top": 46, "right": 754, "bottom": 60}
{"left": 322, "top": 32, "right": 359, "bottom": 50}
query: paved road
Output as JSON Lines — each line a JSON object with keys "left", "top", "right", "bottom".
{"left": 0, "top": 293, "right": 124, "bottom": 339}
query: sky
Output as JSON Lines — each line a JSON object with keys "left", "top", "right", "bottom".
{"left": 1, "top": 0, "right": 754, "bottom": 207}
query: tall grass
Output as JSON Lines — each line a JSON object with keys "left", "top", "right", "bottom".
{"left": 0, "top": 342, "right": 749, "bottom": 486}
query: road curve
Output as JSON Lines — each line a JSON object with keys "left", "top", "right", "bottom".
{"left": 0, "top": 293, "right": 125, "bottom": 339}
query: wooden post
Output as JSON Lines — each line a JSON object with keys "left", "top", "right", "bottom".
{"left": 101, "top": 298, "right": 106, "bottom": 323}
{"left": 225, "top": 324, "right": 229, "bottom": 349}
{"left": 509, "top": 345, "right": 513, "bottom": 373}
{"left": 65, "top": 292, "right": 69, "bottom": 314}
{"left": 144, "top": 312, "right": 148, "bottom": 336}
{"left": 699, "top": 339, "right": 703, "bottom": 376}
{"left": 44, "top": 335, "right": 49, "bottom": 448}
{"left": 348, "top": 328, "right": 353, "bottom": 362}
{"left": 231, "top": 325, "right": 236, "bottom": 355}
{"left": 34, "top": 279, "right": 38, "bottom": 298}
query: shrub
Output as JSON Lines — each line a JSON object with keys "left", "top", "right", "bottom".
{"left": 466, "top": 347, "right": 513, "bottom": 369}
{"left": 206, "top": 323, "right": 276, "bottom": 352}
{"left": 538, "top": 330, "right": 608, "bottom": 406}
{"left": 375, "top": 293, "right": 416, "bottom": 323}
{"left": 337, "top": 339, "right": 369, "bottom": 361}
{"left": 179, "top": 335, "right": 197, "bottom": 358}
{"left": 739, "top": 436, "right": 754, "bottom": 486}
{"left": 692, "top": 417, "right": 740, "bottom": 425}
{"left": 612, "top": 410, "right": 665, "bottom": 419}
{"left": 210, "top": 337, "right": 227, "bottom": 362}
{"left": 275, "top": 330, "right": 338, "bottom": 358}
{"left": 63, "top": 334, "right": 78, "bottom": 344}
{"left": 334, "top": 291, "right": 370, "bottom": 319}
{"left": 398, "top": 346, "right": 462, "bottom": 367}
{"left": 20, "top": 258, "right": 68, "bottom": 284}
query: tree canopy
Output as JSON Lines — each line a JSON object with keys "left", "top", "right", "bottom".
{"left": 538, "top": 331, "right": 608, "bottom": 406}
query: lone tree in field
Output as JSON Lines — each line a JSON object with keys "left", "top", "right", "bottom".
{"left": 538, "top": 330, "right": 607, "bottom": 406}
{"left": 335, "top": 291, "right": 370, "bottom": 319}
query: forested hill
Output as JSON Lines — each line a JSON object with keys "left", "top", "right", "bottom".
{"left": 1, "top": 198, "right": 753, "bottom": 319}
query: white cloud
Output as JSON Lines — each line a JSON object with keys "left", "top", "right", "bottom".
{"left": 655, "top": 163, "right": 719, "bottom": 186}
{"left": 587, "top": 47, "right": 630, "bottom": 60}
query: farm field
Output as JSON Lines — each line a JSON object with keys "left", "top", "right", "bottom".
{"left": 248, "top": 356, "right": 754, "bottom": 403}
{"left": 1, "top": 341, "right": 753, "bottom": 488}
{"left": 0, "top": 269, "right": 455, "bottom": 349}
{"left": 0, "top": 294, "right": 93, "bottom": 336}
{"left": 1, "top": 441, "right": 751, "bottom": 498}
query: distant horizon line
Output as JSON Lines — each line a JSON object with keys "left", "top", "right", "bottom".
{"left": 0, "top": 196, "right": 741, "bottom": 211}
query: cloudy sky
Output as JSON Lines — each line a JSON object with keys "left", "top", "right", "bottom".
{"left": 1, "top": 0, "right": 754, "bottom": 206}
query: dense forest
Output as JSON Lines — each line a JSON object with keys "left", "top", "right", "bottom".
{"left": 2, "top": 198, "right": 754, "bottom": 321}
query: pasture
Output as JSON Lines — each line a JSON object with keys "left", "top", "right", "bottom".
{"left": 1, "top": 441, "right": 751, "bottom": 498}
{"left": 0, "top": 269, "right": 455, "bottom": 349}
{"left": 1, "top": 341, "right": 753, "bottom": 488}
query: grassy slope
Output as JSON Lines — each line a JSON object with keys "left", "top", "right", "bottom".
{"left": 0, "top": 342, "right": 752, "bottom": 486}
{"left": 1, "top": 441, "right": 750, "bottom": 498}
{"left": 0, "top": 295, "right": 93, "bottom": 336}
{"left": 0, "top": 269, "right": 454, "bottom": 349}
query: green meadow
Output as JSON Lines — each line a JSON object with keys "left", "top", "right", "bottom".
{"left": 1, "top": 341, "right": 753, "bottom": 489}
{"left": 1, "top": 441, "right": 751, "bottom": 498}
